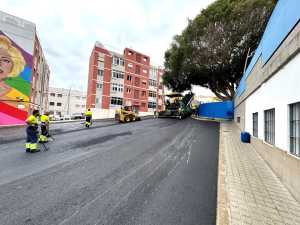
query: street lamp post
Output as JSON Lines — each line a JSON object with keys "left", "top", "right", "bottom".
{"left": 243, "top": 48, "right": 255, "bottom": 75}
{"left": 67, "top": 86, "right": 72, "bottom": 115}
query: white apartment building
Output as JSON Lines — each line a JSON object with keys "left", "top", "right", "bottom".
{"left": 48, "top": 87, "right": 86, "bottom": 117}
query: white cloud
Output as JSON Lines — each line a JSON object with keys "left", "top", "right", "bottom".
{"left": 1, "top": 0, "right": 215, "bottom": 91}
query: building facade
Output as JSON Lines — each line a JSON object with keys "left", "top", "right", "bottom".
{"left": 87, "top": 42, "right": 164, "bottom": 117}
{"left": 48, "top": 87, "right": 86, "bottom": 117}
{"left": 234, "top": 0, "right": 300, "bottom": 201}
{"left": 0, "top": 11, "right": 50, "bottom": 125}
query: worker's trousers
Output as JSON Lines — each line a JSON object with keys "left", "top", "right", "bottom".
{"left": 86, "top": 116, "right": 92, "bottom": 123}
{"left": 26, "top": 126, "right": 39, "bottom": 152}
{"left": 39, "top": 123, "right": 49, "bottom": 143}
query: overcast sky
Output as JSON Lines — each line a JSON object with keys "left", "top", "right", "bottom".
{"left": 2, "top": 0, "right": 215, "bottom": 96}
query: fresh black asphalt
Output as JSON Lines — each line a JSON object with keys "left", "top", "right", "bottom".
{"left": 0, "top": 118, "right": 219, "bottom": 225}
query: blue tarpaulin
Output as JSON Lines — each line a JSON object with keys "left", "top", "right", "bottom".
{"left": 197, "top": 101, "right": 234, "bottom": 120}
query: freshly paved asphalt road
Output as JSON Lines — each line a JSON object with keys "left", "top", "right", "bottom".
{"left": 0, "top": 118, "right": 219, "bottom": 225}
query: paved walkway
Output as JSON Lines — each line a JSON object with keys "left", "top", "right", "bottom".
{"left": 218, "top": 122, "right": 300, "bottom": 225}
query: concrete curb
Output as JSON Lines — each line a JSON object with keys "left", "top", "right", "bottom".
{"left": 191, "top": 115, "right": 231, "bottom": 122}
{"left": 216, "top": 123, "right": 230, "bottom": 225}
{"left": 0, "top": 124, "right": 25, "bottom": 129}
{"left": 0, "top": 116, "right": 153, "bottom": 129}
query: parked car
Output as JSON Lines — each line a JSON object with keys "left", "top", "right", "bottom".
{"left": 71, "top": 113, "right": 84, "bottom": 120}
{"left": 63, "top": 115, "right": 71, "bottom": 120}
{"left": 49, "top": 114, "right": 61, "bottom": 121}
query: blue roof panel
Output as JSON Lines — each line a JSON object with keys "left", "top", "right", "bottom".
{"left": 236, "top": 0, "right": 300, "bottom": 97}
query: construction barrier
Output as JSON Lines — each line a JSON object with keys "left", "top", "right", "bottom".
{"left": 197, "top": 101, "right": 234, "bottom": 120}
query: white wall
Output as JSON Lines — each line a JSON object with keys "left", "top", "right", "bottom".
{"left": 0, "top": 11, "right": 35, "bottom": 53}
{"left": 245, "top": 53, "right": 300, "bottom": 152}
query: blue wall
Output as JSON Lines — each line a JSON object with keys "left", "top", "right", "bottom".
{"left": 197, "top": 101, "right": 234, "bottom": 120}
{"left": 236, "top": 0, "right": 300, "bottom": 96}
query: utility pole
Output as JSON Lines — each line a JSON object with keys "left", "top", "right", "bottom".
{"left": 67, "top": 86, "right": 72, "bottom": 115}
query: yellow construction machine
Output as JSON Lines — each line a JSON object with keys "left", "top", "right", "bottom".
{"left": 115, "top": 106, "right": 141, "bottom": 123}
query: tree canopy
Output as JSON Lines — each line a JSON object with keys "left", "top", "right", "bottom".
{"left": 163, "top": 0, "right": 277, "bottom": 100}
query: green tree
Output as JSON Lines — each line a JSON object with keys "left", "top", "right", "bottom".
{"left": 163, "top": 0, "right": 276, "bottom": 100}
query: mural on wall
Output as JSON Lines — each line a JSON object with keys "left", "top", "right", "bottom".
{"left": 0, "top": 31, "right": 33, "bottom": 125}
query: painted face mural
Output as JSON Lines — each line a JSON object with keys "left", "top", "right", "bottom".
{"left": 0, "top": 33, "right": 32, "bottom": 125}
{"left": 0, "top": 48, "right": 13, "bottom": 79}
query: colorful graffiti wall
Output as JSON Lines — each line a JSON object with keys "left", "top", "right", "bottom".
{"left": 0, "top": 29, "right": 34, "bottom": 125}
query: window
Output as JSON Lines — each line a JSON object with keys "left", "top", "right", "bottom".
{"left": 141, "top": 103, "right": 146, "bottom": 108}
{"left": 75, "top": 104, "right": 80, "bottom": 107}
{"left": 150, "top": 68, "right": 158, "bottom": 79}
{"left": 143, "top": 69, "right": 147, "bottom": 74}
{"left": 128, "top": 51, "right": 133, "bottom": 56}
{"left": 112, "top": 70, "right": 124, "bottom": 79}
{"left": 141, "top": 91, "right": 146, "bottom": 97}
{"left": 134, "top": 90, "right": 139, "bottom": 99}
{"left": 264, "top": 108, "right": 275, "bottom": 145}
{"left": 127, "top": 75, "right": 132, "bottom": 81}
{"left": 126, "top": 88, "right": 131, "bottom": 93}
{"left": 110, "top": 97, "right": 123, "bottom": 105}
{"left": 142, "top": 80, "right": 147, "bottom": 87}
{"left": 113, "top": 56, "right": 119, "bottom": 65}
{"left": 149, "top": 91, "right": 156, "bottom": 98}
{"left": 98, "top": 61, "right": 104, "bottom": 68}
{"left": 136, "top": 54, "right": 141, "bottom": 63}
{"left": 290, "top": 102, "right": 300, "bottom": 157}
{"left": 98, "top": 55, "right": 104, "bottom": 62}
{"left": 112, "top": 57, "right": 124, "bottom": 66}
{"left": 128, "top": 63, "right": 133, "bottom": 68}
{"left": 98, "top": 69, "right": 104, "bottom": 77}
{"left": 97, "top": 83, "right": 103, "bottom": 89}
{"left": 57, "top": 102, "right": 62, "bottom": 106}
{"left": 112, "top": 83, "right": 123, "bottom": 92}
{"left": 50, "top": 93, "right": 55, "bottom": 97}
{"left": 135, "top": 65, "right": 140, "bottom": 75}
{"left": 143, "top": 57, "right": 147, "bottom": 62}
{"left": 237, "top": 116, "right": 240, "bottom": 123}
{"left": 149, "top": 79, "right": 157, "bottom": 87}
{"left": 57, "top": 94, "right": 62, "bottom": 98}
{"left": 120, "top": 58, "right": 124, "bottom": 66}
{"left": 253, "top": 112, "right": 258, "bottom": 137}
{"left": 76, "top": 96, "right": 81, "bottom": 100}
{"left": 148, "top": 102, "right": 156, "bottom": 109}
{"left": 135, "top": 77, "right": 140, "bottom": 86}
{"left": 50, "top": 102, "right": 54, "bottom": 106}
{"left": 96, "top": 98, "right": 99, "bottom": 104}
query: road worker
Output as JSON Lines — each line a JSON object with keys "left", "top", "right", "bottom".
{"left": 84, "top": 108, "right": 92, "bottom": 127}
{"left": 191, "top": 103, "right": 197, "bottom": 115}
{"left": 25, "top": 109, "right": 40, "bottom": 153}
{"left": 39, "top": 112, "right": 50, "bottom": 143}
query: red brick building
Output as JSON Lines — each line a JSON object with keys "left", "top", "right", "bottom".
{"left": 87, "top": 42, "right": 164, "bottom": 114}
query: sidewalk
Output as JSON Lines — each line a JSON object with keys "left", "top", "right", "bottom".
{"left": 217, "top": 122, "right": 300, "bottom": 225}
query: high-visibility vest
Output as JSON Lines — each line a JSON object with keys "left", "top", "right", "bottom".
{"left": 85, "top": 111, "right": 92, "bottom": 116}
{"left": 40, "top": 114, "right": 49, "bottom": 124}
{"left": 26, "top": 115, "right": 38, "bottom": 126}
